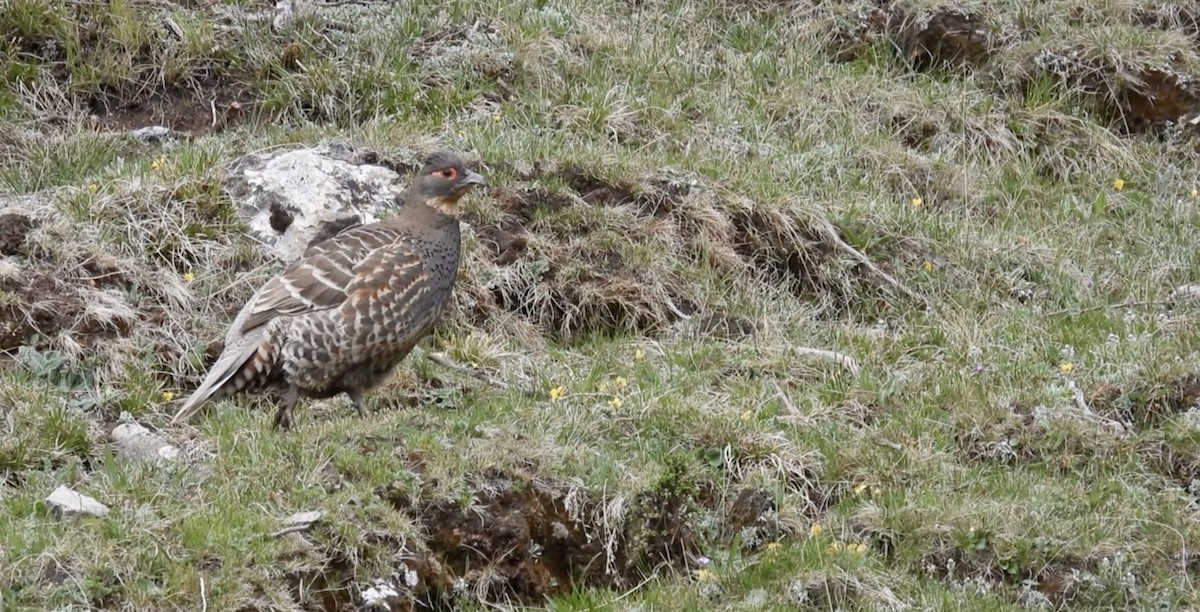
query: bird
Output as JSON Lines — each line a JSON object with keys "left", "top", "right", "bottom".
{"left": 171, "top": 152, "right": 487, "bottom": 430}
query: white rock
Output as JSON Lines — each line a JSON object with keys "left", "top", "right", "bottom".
{"left": 129, "top": 126, "right": 177, "bottom": 143}
{"left": 402, "top": 565, "right": 419, "bottom": 588}
{"left": 360, "top": 579, "right": 400, "bottom": 609}
{"left": 223, "top": 143, "right": 408, "bottom": 263}
{"left": 743, "top": 588, "right": 769, "bottom": 607}
{"left": 269, "top": 510, "right": 324, "bottom": 537}
{"left": 46, "top": 485, "right": 109, "bottom": 517}
{"left": 110, "top": 422, "right": 180, "bottom": 463}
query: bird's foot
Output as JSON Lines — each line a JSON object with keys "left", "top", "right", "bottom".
{"left": 272, "top": 387, "right": 300, "bottom": 431}
{"left": 271, "top": 405, "right": 294, "bottom": 431}
{"left": 348, "top": 391, "right": 368, "bottom": 418}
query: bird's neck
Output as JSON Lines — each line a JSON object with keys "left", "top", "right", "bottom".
{"left": 396, "top": 200, "right": 459, "bottom": 229}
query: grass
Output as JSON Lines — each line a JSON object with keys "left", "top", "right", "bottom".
{"left": 3, "top": 0, "right": 1200, "bottom": 609}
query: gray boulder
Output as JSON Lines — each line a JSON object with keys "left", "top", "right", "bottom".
{"left": 223, "top": 143, "right": 416, "bottom": 262}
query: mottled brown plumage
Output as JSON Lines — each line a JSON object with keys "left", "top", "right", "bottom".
{"left": 172, "top": 152, "right": 486, "bottom": 430}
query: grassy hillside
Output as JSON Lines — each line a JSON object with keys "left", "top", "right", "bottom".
{"left": 3, "top": 0, "right": 1200, "bottom": 609}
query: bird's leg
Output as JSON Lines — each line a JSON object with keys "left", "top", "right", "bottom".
{"left": 347, "top": 389, "right": 368, "bottom": 418}
{"left": 272, "top": 386, "right": 300, "bottom": 431}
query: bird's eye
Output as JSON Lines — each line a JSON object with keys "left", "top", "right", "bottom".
{"left": 439, "top": 168, "right": 458, "bottom": 180}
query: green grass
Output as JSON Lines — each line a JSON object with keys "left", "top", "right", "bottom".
{"left": 3, "top": 0, "right": 1200, "bottom": 609}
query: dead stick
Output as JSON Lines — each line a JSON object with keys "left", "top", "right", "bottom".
{"left": 770, "top": 379, "right": 799, "bottom": 416}
{"left": 1045, "top": 299, "right": 1168, "bottom": 318}
{"left": 268, "top": 524, "right": 312, "bottom": 538}
{"left": 426, "top": 351, "right": 510, "bottom": 390}
{"left": 792, "top": 346, "right": 860, "bottom": 375}
{"left": 812, "top": 216, "right": 929, "bottom": 309}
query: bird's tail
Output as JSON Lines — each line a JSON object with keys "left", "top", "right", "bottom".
{"left": 171, "top": 334, "right": 278, "bottom": 425}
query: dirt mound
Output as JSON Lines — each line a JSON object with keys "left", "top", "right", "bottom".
{"left": 0, "top": 271, "right": 126, "bottom": 352}
{"left": 921, "top": 537, "right": 1095, "bottom": 607}
{"left": 90, "top": 78, "right": 252, "bottom": 135}
{"left": 1089, "top": 376, "right": 1200, "bottom": 493}
{"left": 456, "top": 162, "right": 854, "bottom": 340}
{"left": 830, "top": 5, "right": 993, "bottom": 71}
{"left": 1090, "top": 375, "right": 1200, "bottom": 430}
{"left": 1138, "top": 435, "right": 1200, "bottom": 495}
{"left": 0, "top": 213, "right": 36, "bottom": 256}
{"left": 1031, "top": 49, "right": 1200, "bottom": 134}
{"left": 0, "top": 201, "right": 143, "bottom": 352}
{"left": 1135, "top": 3, "right": 1200, "bottom": 36}
{"left": 827, "top": 2, "right": 1200, "bottom": 135}
{"left": 2, "top": 0, "right": 252, "bottom": 135}
{"left": 286, "top": 463, "right": 803, "bottom": 610}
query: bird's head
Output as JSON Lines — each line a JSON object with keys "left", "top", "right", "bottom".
{"left": 405, "top": 152, "right": 487, "bottom": 215}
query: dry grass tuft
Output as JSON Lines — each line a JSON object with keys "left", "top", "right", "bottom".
{"left": 455, "top": 161, "right": 867, "bottom": 340}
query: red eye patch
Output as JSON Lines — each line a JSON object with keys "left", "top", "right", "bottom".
{"left": 438, "top": 168, "right": 458, "bottom": 180}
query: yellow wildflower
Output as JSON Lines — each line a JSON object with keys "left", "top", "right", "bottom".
{"left": 1062, "top": 456, "right": 1073, "bottom": 467}
{"left": 609, "top": 397, "right": 623, "bottom": 409}
{"left": 1059, "top": 362, "right": 1073, "bottom": 374}
{"left": 910, "top": 196, "right": 923, "bottom": 208}
{"left": 87, "top": 183, "right": 98, "bottom": 194}
{"left": 549, "top": 385, "right": 566, "bottom": 401}
{"left": 597, "top": 381, "right": 609, "bottom": 392}
{"left": 151, "top": 158, "right": 165, "bottom": 171}
{"left": 923, "top": 261, "right": 933, "bottom": 273}
{"left": 182, "top": 272, "right": 195, "bottom": 283}
{"left": 740, "top": 410, "right": 752, "bottom": 422}
{"left": 613, "top": 376, "right": 627, "bottom": 389}
{"left": 853, "top": 483, "right": 868, "bottom": 496}
{"left": 848, "top": 543, "right": 867, "bottom": 555}
{"left": 1112, "top": 178, "right": 1124, "bottom": 191}
{"left": 161, "top": 391, "right": 175, "bottom": 403}
{"left": 695, "top": 568, "right": 717, "bottom": 583}
{"left": 809, "top": 523, "right": 823, "bottom": 537}
{"left": 827, "top": 542, "right": 843, "bottom": 553}
{"left": 766, "top": 541, "right": 780, "bottom": 554}
{"left": 633, "top": 349, "right": 645, "bottom": 362}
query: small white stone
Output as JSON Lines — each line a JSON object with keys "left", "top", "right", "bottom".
{"left": 283, "top": 510, "right": 323, "bottom": 527}
{"left": 361, "top": 579, "right": 400, "bottom": 608}
{"left": 46, "top": 485, "right": 109, "bottom": 517}
{"left": 129, "top": 126, "right": 176, "bottom": 142}
{"left": 110, "top": 422, "right": 180, "bottom": 464}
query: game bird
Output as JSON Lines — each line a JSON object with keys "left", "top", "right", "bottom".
{"left": 171, "top": 152, "right": 486, "bottom": 430}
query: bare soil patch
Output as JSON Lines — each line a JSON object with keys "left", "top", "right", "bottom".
{"left": 3, "top": 1, "right": 255, "bottom": 136}
{"left": 88, "top": 79, "right": 253, "bottom": 135}
{"left": 921, "top": 539, "right": 1094, "bottom": 607}
{"left": 1032, "top": 51, "right": 1200, "bottom": 134}
{"left": 0, "top": 213, "right": 36, "bottom": 256}
{"left": 830, "top": 5, "right": 993, "bottom": 72}
{"left": 1090, "top": 375, "right": 1200, "bottom": 430}
{"left": 0, "top": 271, "right": 127, "bottom": 352}
{"left": 828, "top": 2, "right": 1200, "bottom": 134}
{"left": 1138, "top": 434, "right": 1200, "bottom": 494}
{"left": 285, "top": 464, "right": 798, "bottom": 610}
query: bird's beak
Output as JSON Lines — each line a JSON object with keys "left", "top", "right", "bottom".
{"left": 458, "top": 171, "right": 487, "bottom": 190}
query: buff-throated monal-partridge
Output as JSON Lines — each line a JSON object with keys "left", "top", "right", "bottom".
{"left": 172, "top": 152, "right": 486, "bottom": 430}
